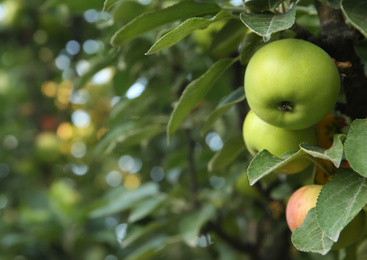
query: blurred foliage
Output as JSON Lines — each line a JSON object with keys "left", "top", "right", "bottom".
{"left": 0, "top": 0, "right": 367, "bottom": 260}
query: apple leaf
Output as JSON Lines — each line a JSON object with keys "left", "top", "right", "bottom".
{"left": 111, "top": 1, "right": 221, "bottom": 46}
{"left": 344, "top": 119, "right": 367, "bottom": 177}
{"left": 103, "top": 0, "right": 120, "bottom": 11}
{"left": 292, "top": 207, "right": 334, "bottom": 255}
{"left": 208, "top": 134, "right": 246, "bottom": 172}
{"left": 354, "top": 39, "right": 367, "bottom": 62}
{"left": 239, "top": 32, "right": 263, "bottom": 65}
{"left": 247, "top": 149, "right": 307, "bottom": 186}
{"left": 121, "top": 222, "right": 164, "bottom": 248}
{"left": 167, "top": 58, "right": 238, "bottom": 142}
{"left": 179, "top": 203, "right": 216, "bottom": 247}
{"left": 341, "top": 0, "right": 367, "bottom": 37}
{"left": 268, "top": 0, "right": 285, "bottom": 9}
{"left": 128, "top": 194, "right": 167, "bottom": 223}
{"left": 146, "top": 10, "right": 234, "bottom": 55}
{"left": 300, "top": 134, "right": 346, "bottom": 168}
{"left": 201, "top": 87, "right": 245, "bottom": 136}
{"left": 89, "top": 182, "right": 160, "bottom": 218}
{"left": 240, "top": 4, "right": 296, "bottom": 41}
{"left": 316, "top": 168, "right": 367, "bottom": 242}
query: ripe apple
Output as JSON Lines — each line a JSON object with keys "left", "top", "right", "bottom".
{"left": 242, "top": 110, "right": 317, "bottom": 174}
{"left": 286, "top": 185, "right": 323, "bottom": 231}
{"left": 244, "top": 38, "right": 340, "bottom": 130}
{"left": 286, "top": 185, "right": 366, "bottom": 249}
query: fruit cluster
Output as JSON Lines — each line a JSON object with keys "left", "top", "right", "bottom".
{"left": 242, "top": 38, "right": 365, "bottom": 249}
{"left": 243, "top": 38, "right": 340, "bottom": 174}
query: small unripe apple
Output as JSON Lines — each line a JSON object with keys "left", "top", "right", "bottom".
{"left": 242, "top": 110, "right": 317, "bottom": 174}
{"left": 286, "top": 185, "right": 323, "bottom": 231}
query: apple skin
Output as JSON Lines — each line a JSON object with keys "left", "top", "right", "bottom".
{"left": 286, "top": 185, "right": 366, "bottom": 249}
{"left": 286, "top": 185, "right": 323, "bottom": 231}
{"left": 242, "top": 110, "right": 317, "bottom": 174}
{"left": 244, "top": 38, "right": 340, "bottom": 130}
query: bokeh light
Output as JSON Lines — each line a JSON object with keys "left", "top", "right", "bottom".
{"left": 71, "top": 110, "right": 91, "bottom": 129}
{"left": 126, "top": 78, "right": 147, "bottom": 99}
{"left": 150, "top": 166, "right": 165, "bottom": 182}
{"left": 106, "top": 171, "right": 123, "bottom": 187}
{"left": 41, "top": 81, "right": 58, "bottom": 98}
{"left": 123, "top": 174, "right": 141, "bottom": 190}
{"left": 205, "top": 132, "right": 223, "bottom": 151}
{"left": 70, "top": 142, "right": 87, "bottom": 158}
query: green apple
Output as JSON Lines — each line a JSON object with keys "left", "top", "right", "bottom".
{"left": 242, "top": 110, "right": 317, "bottom": 174}
{"left": 35, "top": 132, "right": 62, "bottom": 163}
{"left": 244, "top": 38, "right": 340, "bottom": 130}
{"left": 286, "top": 185, "right": 323, "bottom": 231}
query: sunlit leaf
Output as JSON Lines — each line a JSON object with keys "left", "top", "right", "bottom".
{"left": 201, "top": 87, "right": 245, "bottom": 135}
{"left": 146, "top": 10, "right": 234, "bottom": 55}
{"left": 167, "top": 58, "right": 238, "bottom": 142}
{"left": 292, "top": 208, "right": 334, "bottom": 255}
{"left": 128, "top": 195, "right": 167, "bottom": 223}
{"left": 111, "top": 1, "right": 221, "bottom": 46}
{"left": 344, "top": 119, "right": 367, "bottom": 176}
{"left": 316, "top": 169, "right": 367, "bottom": 242}
{"left": 341, "top": 0, "right": 367, "bottom": 37}
{"left": 240, "top": 4, "right": 296, "bottom": 41}
{"left": 89, "top": 182, "right": 160, "bottom": 218}
{"left": 125, "top": 235, "right": 167, "bottom": 260}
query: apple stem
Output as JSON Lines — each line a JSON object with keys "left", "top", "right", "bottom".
{"left": 305, "top": 156, "right": 332, "bottom": 176}
{"left": 277, "top": 101, "right": 293, "bottom": 112}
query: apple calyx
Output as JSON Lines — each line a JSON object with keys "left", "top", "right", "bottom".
{"left": 277, "top": 101, "right": 294, "bottom": 112}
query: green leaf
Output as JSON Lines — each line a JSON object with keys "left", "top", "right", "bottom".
{"left": 110, "top": 1, "right": 221, "bottom": 46}
{"left": 341, "top": 0, "right": 367, "bottom": 37}
{"left": 292, "top": 207, "right": 334, "bottom": 255}
{"left": 316, "top": 168, "right": 367, "bottom": 242}
{"left": 210, "top": 19, "right": 248, "bottom": 56}
{"left": 247, "top": 149, "right": 307, "bottom": 185}
{"left": 201, "top": 87, "right": 245, "bottom": 136}
{"left": 121, "top": 222, "right": 164, "bottom": 248}
{"left": 179, "top": 203, "right": 216, "bottom": 247}
{"left": 89, "top": 182, "right": 160, "bottom": 218}
{"left": 167, "top": 58, "right": 238, "bottom": 142}
{"left": 354, "top": 39, "right": 367, "bottom": 62}
{"left": 300, "top": 134, "right": 346, "bottom": 168}
{"left": 128, "top": 194, "right": 167, "bottom": 223}
{"left": 125, "top": 235, "right": 167, "bottom": 260}
{"left": 240, "top": 4, "right": 296, "bottom": 41}
{"left": 345, "top": 119, "right": 367, "bottom": 176}
{"left": 239, "top": 32, "right": 263, "bottom": 65}
{"left": 115, "top": 124, "right": 165, "bottom": 147}
{"left": 146, "top": 10, "right": 234, "bottom": 55}
{"left": 103, "top": 0, "right": 121, "bottom": 11}
{"left": 268, "top": 0, "right": 286, "bottom": 9}
{"left": 208, "top": 134, "right": 246, "bottom": 172}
